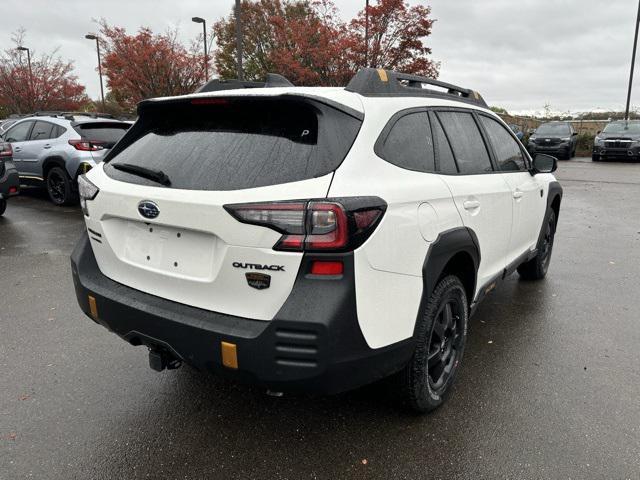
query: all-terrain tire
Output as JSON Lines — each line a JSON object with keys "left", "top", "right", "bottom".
{"left": 518, "top": 210, "right": 557, "bottom": 280}
{"left": 400, "top": 275, "right": 468, "bottom": 413}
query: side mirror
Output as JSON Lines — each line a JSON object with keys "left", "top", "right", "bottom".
{"left": 572, "top": 132, "right": 578, "bottom": 136}
{"left": 597, "top": 130, "right": 601, "bottom": 135}
{"left": 532, "top": 154, "right": 557, "bottom": 174}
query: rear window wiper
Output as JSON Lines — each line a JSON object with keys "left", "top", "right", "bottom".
{"left": 112, "top": 163, "right": 171, "bottom": 186}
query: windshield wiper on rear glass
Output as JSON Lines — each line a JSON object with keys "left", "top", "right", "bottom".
{"left": 112, "top": 163, "right": 171, "bottom": 186}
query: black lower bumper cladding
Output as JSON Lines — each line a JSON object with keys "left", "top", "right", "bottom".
{"left": 70, "top": 233, "right": 414, "bottom": 394}
{"left": 0, "top": 169, "right": 20, "bottom": 198}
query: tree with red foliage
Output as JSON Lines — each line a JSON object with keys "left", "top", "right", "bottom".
{"left": 213, "top": 0, "right": 438, "bottom": 86}
{"left": 98, "top": 21, "right": 206, "bottom": 112}
{"left": 214, "top": 0, "right": 353, "bottom": 86}
{"left": 349, "top": 0, "right": 439, "bottom": 78}
{"left": 0, "top": 29, "right": 89, "bottom": 115}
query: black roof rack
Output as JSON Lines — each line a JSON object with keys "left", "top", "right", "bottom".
{"left": 31, "top": 111, "right": 116, "bottom": 119}
{"left": 197, "top": 73, "right": 294, "bottom": 93}
{"left": 345, "top": 68, "right": 488, "bottom": 108}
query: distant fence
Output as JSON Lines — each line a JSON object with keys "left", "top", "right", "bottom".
{"left": 497, "top": 114, "right": 607, "bottom": 136}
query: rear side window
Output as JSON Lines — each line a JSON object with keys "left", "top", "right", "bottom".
{"left": 431, "top": 114, "right": 458, "bottom": 174}
{"left": 52, "top": 125, "right": 66, "bottom": 138}
{"left": 437, "top": 112, "right": 493, "bottom": 174}
{"left": 5, "top": 121, "right": 33, "bottom": 142}
{"left": 74, "top": 122, "right": 130, "bottom": 148}
{"left": 380, "top": 112, "right": 435, "bottom": 172}
{"left": 30, "top": 121, "right": 54, "bottom": 140}
{"left": 105, "top": 98, "right": 362, "bottom": 191}
{"left": 480, "top": 116, "right": 527, "bottom": 172}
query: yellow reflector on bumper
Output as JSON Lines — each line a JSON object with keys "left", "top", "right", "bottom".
{"left": 221, "top": 341, "right": 238, "bottom": 369}
{"left": 88, "top": 295, "right": 98, "bottom": 319}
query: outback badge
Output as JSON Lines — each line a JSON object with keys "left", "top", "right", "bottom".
{"left": 245, "top": 272, "right": 271, "bottom": 290}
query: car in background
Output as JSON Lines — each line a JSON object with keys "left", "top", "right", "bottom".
{"left": 0, "top": 142, "right": 20, "bottom": 216}
{"left": 0, "top": 118, "right": 20, "bottom": 136}
{"left": 509, "top": 124, "right": 525, "bottom": 141}
{"left": 0, "top": 113, "right": 130, "bottom": 205}
{"left": 527, "top": 121, "right": 577, "bottom": 160}
{"left": 592, "top": 120, "right": 640, "bottom": 162}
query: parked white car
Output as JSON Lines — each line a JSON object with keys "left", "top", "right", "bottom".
{"left": 71, "top": 69, "right": 562, "bottom": 412}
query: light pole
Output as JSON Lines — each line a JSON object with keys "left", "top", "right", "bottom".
{"left": 235, "top": 0, "right": 243, "bottom": 80}
{"left": 626, "top": 0, "right": 640, "bottom": 120}
{"left": 85, "top": 34, "right": 105, "bottom": 110}
{"left": 192, "top": 17, "right": 209, "bottom": 81}
{"left": 17, "top": 46, "right": 33, "bottom": 108}
{"left": 365, "top": 0, "right": 370, "bottom": 68}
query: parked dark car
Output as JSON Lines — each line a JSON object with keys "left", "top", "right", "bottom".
{"left": 592, "top": 120, "right": 640, "bottom": 162}
{"left": 0, "top": 142, "right": 20, "bottom": 215}
{"left": 527, "top": 121, "right": 578, "bottom": 160}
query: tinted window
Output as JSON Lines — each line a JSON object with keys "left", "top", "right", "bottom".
{"left": 52, "top": 125, "right": 66, "bottom": 138}
{"left": 437, "top": 112, "right": 493, "bottom": 174}
{"left": 74, "top": 122, "right": 130, "bottom": 147}
{"left": 381, "top": 112, "right": 434, "bottom": 172}
{"left": 432, "top": 115, "right": 458, "bottom": 174}
{"left": 30, "top": 121, "right": 54, "bottom": 141}
{"left": 5, "top": 121, "right": 33, "bottom": 142}
{"left": 536, "top": 123, "right": 571, "bottom": 136}
{"left": 480, "top": 116, "right": 527, "bottom": 172}
{"left": 105, "top": 98, "right": 361, "bottom": 191}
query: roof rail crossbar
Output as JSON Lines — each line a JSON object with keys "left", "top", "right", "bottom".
{"left": 196, "top": 73, "right": 294, "bottom": 93}
{"left": 345, "top": 68, "right": 488, "bottom": 108}
{"left": 32, "top": 111, "right": 116, "bottom": 119}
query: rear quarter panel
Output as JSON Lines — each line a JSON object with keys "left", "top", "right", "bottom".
{"left": 328, "top": 102, "right": 463, "bottom": 348}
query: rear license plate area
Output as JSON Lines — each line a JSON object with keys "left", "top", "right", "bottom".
{"left": 123, "top": 221, "right": 216, "bottom": 279}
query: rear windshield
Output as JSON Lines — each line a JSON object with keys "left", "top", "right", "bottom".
{"left": 74, "top": 122, "right": 130, "bottom": 147}
{"left": 104, "top": 97, "right": 362, "bottom": 191}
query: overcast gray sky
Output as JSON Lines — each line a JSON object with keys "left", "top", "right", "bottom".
{"left": 1, "top": 0, "right": 638, "bottom": 113}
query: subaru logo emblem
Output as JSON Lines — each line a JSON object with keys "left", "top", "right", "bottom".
{"left": 138, "top": 200, "right": 160, "bottom": 219}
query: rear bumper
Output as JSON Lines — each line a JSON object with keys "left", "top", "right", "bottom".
{"left": 70, "top": 233, "right": 414, "bottom": 394}
{"left": 0, "top": 163, "right": 20, "bottom": 198}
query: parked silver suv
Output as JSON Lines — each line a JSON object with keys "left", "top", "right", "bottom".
{"left": 0, "top": 113, "right": 130, "bottom": 205}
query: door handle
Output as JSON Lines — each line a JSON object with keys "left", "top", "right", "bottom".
{"left": 14, "top": 147, "right": 22, "bottom": 152}
{"left": 513, "top": 190, "right": 524, "bottom": 200}
{"left": 43, "top": 144, "right": 51, "bottom": 149}
{"left": 463, "top": 200, "right": 480, "bottom": 210}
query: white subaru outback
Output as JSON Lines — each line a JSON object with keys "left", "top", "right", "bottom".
{"left": 71, "top": 69, "right": 562, "bottom": 412}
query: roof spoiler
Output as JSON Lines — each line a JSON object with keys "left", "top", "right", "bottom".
{"left": 345, "top": 68, "right": 488, "bottom": 108}
{"left": 196, "top": 73, "right": 294, "bottom": 93}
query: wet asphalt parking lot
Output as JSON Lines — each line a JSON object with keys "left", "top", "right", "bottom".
{"left": 1, "top": 158, "right": 639, "bottom": 479}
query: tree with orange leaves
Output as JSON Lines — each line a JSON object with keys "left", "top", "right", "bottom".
{"left": 0, "top": 29, "right": 89, "bottom": 116}
{"left": 98, "top": 21, "right": 206, "bottom": 112}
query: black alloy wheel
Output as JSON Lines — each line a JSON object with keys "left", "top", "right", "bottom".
{"left": 518, "top": 209, "right": 557, "bottom": 280}
{"left": 427, "top": 296, "right": 465, "bottom": 394}
{"left": 46, "top": 166, "right": 77, "bottom": 206}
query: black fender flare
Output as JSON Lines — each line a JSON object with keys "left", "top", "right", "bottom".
{"left": 42, "top": 156, "right": 67, "bottom": 178}
{"left": 536, "top": 181, "right": 563, "bottom": 249}
{"left": 415, "top": 227, "right": 481, "bottom": 332}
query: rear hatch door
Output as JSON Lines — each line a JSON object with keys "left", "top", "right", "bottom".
{"left": 84, "top": 94, "right": 362, "bottom": 320}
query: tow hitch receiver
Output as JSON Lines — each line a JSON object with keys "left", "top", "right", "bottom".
{"left": 148, "top": 348, "right": 182, "bottom": 372}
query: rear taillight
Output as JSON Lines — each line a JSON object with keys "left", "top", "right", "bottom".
{"left": 68, "top": 139, "right": 105, "bottom": 151}
{"left": 0, "top": 142, "right": 12, "bottom": 157}
{"left": 225, "top": 197, "right": 386, "bottom": 253}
